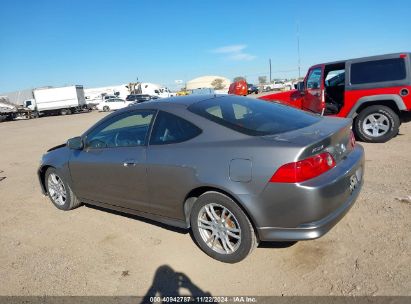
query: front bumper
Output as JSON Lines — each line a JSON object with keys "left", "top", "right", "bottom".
{"left": 249, "top": 145, "right": 365, "bottom": 242}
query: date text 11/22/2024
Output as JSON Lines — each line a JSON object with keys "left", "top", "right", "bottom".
{"left": 148, "top": 296, "right": 257, "bottom": 303}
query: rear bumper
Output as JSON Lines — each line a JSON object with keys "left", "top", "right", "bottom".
{"left": 257, "top": 180, "right": 361, "bottom": 241}
{"left": 245, "top": 145, "right": 365, "bottom": 242}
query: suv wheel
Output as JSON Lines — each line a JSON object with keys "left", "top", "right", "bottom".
{"left": 103, "top": 106, "right": 110, "bottom": 112}
{"left": 190, "top": 191, "right": 258, "bottom": 263}
{"left": 45, "top": 168, "right": 81, "bottom": 210}
{"left": 354, "top": 105, "right": 400, "bottom": 143}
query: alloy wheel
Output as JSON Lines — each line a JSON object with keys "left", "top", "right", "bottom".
{"left": 197, "top": 203, "right": 241, "bottom": 254}
{"left": 362, "top": 113, "right": 390, "bottom": 137}
{"left": 47, "top": 173, "right": 67, "bottom": 206}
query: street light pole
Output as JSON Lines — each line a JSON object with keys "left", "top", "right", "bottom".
{"left": 269, "top": 58, "right": 272, "bottom": 83}
{"left": 297, "top": 23, "right": 301, "bottom": 79}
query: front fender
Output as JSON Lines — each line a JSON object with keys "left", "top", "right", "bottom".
{"left": 38, "top": 147, "right": 73, "bottom": 195}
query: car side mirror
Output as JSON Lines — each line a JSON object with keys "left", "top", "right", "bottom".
{"left": 296, "top": 81, "right": 305, "bottom": 92}
{"left": 67, "top": 136, "right": 83, "bottom": 150}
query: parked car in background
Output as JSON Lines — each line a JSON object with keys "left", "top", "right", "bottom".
{"left": 176, "top": 90, "right": 190, "bottom": 96}
{"left": 191, "top": 88, "right": 215, "bottom": 95}
{"left": 247, "top": 84, "right": 259, "bottom": 94}
{"left": 96, "top": 98, "right": 133, "bottom": 111}
{"left": 260, "top": 52, "right": 411, "bottom": 143}
{"left": 228, "top": 80, "right": 248, "bottom": 96}
{"left": 263, "top": 81, "right": 285, "bottom": 91}
{"left": 38, "top": 95, "right": 364, "bottom": 263}
{"left": 126, "top": 94, "right": 158, "bottom": 103}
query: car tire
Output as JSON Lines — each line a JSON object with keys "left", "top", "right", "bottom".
{"left": 45, "top": 168, "right": 81, "bottom": 211}
{"left": 103, "top": 106, "right": 109, "bottom": 112}
{"left": 190, "top": 191, "right": 258, "bottom": 263}
{"left": 60, "top": 109, "right": 69, "bottom": 115}
{"left": 354, "top": 105, "right": 400, "bottom": 143}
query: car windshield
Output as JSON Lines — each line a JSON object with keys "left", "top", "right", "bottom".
{"left": 188, "top": 96, "right": 320, "bottom": 136}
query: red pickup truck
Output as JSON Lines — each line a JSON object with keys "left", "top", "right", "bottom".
{"left": 260, "top": 53, "right": 411, "bottom": 143}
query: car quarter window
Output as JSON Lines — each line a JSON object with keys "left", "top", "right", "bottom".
{"left": 86, "top": 110, "right": 155, "bottom": 149}
{"left": 350, "top": 58, "right": 406, "bottom": 84}
{"left": 149, "top": 111, "right": 202, "bottom": 145}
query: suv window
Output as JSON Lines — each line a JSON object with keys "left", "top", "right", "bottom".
{"left": 188, "top": 96, "right": 320, "bottom": 136}
{"left": 150, "top": 111, "right": 202, "bottom": 145}
{"left": 351, "top": 58, "right": 406, "bottom": 84}
{"left": 306, "top": 68, "right": 322, "bottom": 89}
{"left": 86, "top": 110, "right": 155, "bottom": 149}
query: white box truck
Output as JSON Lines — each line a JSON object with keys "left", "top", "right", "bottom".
{"left": 24, "top": 85, "right": 86, "bottom": 116}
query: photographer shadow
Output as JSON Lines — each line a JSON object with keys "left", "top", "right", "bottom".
{"left": 141, "top": 265, "right": 211, "bottom": 303}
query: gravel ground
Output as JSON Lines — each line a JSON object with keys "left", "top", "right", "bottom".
{"left": 0, "top": 105, "right": 410, "bottom": 296}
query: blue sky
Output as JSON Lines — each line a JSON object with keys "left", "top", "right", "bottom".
{"left": 1, "top": 0, "right": 411, "bottom": 92}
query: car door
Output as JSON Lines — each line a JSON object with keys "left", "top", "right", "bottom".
{"left": 111, "top": 99, "right": 122, "bottom": 110}
{"left": 302, "top": 67, "right": 325, "bottom": 113}
{"left": 146, "top": 110, "right": 202, "bottom": 220}
{"left": 69, "top": 110, "right": 156, "bottom": 212}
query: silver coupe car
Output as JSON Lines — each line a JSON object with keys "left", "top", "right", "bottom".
{"left": 38, "top": 95, "right": 364, "bottom": 263}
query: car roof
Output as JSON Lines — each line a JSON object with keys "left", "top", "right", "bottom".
{"left": 128, "top": 94, "right": 225, "bottom": 108}
{"left": 97, "top": 95, "right": 233, "bottom": 128}
{"left": 316, "top": 52, "right": 411, "bottom": 67}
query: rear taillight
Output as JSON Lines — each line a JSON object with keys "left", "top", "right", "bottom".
{"left": 270, "top": 152, "right": 336, "bottom": 183}
{"left": 350, "top": 130, "right": 356, "bottom": 148}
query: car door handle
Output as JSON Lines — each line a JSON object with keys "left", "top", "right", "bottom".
{"left": 123, "top": 160, "right": 137, "bottom": 167}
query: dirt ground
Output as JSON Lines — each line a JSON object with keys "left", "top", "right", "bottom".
{"left": 0, "top": 105, "right": 410, "bottom": 296}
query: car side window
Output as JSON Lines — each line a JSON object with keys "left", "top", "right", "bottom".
{"left": 86, "top": 110, "right": 155, "bottom": 149}
{"left": 150, "top": 111, "right": 202, "bottom": 145}
{"left": 306, "top": 68, "right": 322, "bottom": 89}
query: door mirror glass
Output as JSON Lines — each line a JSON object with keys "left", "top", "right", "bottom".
{"left": 296, "top": 81, "right": 305, "bottom": 92}
{"left": 67, "top": 136, "right": 83, "bottom": 150}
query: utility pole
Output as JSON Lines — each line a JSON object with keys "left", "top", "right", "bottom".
{"left": 269, "top": 58, "right": 272, "bottom": 83}
{"left": 297, "top": 22, "right": 301, "bottom": 79}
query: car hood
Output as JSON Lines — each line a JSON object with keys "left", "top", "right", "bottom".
{"left": 47, "top": 143, "right": 66, "bottom": 152}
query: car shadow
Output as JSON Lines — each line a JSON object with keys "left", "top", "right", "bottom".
{"left": 258, "top": 241, "right": 298, "bottom": 248}
{"left": 85, "top": 205, "right": 297, "bottom": 251}
{"left": 85, "top": 204, "right": 188, "bottom": 234}
{"left": 140, "top": 265, "right": 212, "bottom": 303}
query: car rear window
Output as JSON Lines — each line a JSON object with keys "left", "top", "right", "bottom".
{"left": 188, "top": 96, "right": 320, "bottom": 136}
{"left": 350, "top": 58, "right": 406, "bottom": 84}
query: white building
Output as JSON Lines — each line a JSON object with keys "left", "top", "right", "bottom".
{"left": 186, "top": 76, "right": 230, "bottom": 91}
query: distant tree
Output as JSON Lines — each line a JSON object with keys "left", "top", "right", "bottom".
{"left": 211, "top": 78, "right": 225, "bottom": 90}
{"left": 233, "top": 76, "right": 246, "bottom": 82}
{"left": 258, "top": 76, "right": 267, "bottom": 84}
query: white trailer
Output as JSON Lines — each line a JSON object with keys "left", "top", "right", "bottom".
{"left": 0, "top": 96, "right": 32, "bottom": 122}
{"left": 137, "top": 83, "right": 174, "bottom": 98}
{"left": 84, "top": 84, "right": 130, "bottom": 102}
{"left": 25, "top": 85, "right": 86, "bottom": 116}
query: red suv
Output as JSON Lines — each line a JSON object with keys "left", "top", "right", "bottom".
{"left": 260, "top": 53, "right": 411, "bottom": 143}
{"left": 228, "top": 80, "right": 248, "bottom": 96}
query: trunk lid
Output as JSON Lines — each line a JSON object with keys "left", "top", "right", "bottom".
{"left": 261, "top": 117, "right": 354, "bottom": 164}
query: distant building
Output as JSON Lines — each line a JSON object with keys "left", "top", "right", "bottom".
{"left": 186, "top": 75, "right": 230, "bottom": 90}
